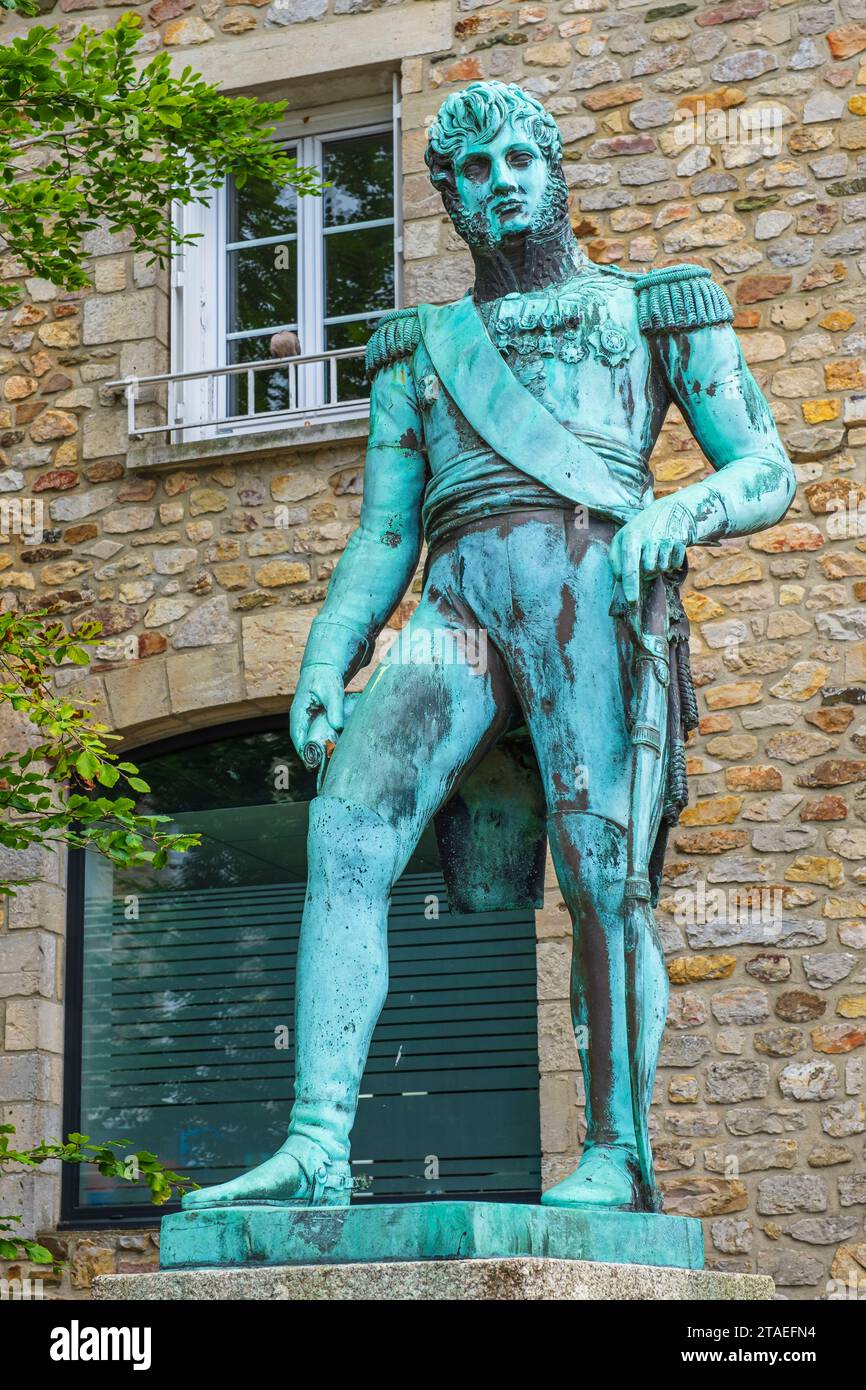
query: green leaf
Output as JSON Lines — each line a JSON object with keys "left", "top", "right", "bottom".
{"left": 74, "top": 750, "right": 99, "bottom": 780}
{"left": 24, "top": 1241, "right": 54, "bottom": 1264}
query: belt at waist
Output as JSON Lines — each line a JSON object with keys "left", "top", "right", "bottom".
{"left": 424, "top": 505, "right": 620, "bottom": 577}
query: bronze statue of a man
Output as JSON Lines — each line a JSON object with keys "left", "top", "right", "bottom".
{"left": 184, "top": 82, "right": 795, "bottom": 1215}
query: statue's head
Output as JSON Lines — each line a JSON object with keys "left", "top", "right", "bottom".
{"left": 425, "top": 82, "right": 567, "bottom": 250}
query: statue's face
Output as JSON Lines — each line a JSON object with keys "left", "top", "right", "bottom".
{"left": 452, "top": 119, "right": 550, "bottom": 244}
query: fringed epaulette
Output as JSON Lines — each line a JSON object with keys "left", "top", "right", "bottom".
{"left": 365, "top": 308, "right": 421, "bottom": 377}
{"left": 634, "top": 264, "right": 733, "bottom": 334}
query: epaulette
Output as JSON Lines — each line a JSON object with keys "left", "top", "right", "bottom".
{"left": 364, "top": 307, "right": 421, "bottom": 377}
{"left": 634, "top": 264, "right": 734, "bottom": 334}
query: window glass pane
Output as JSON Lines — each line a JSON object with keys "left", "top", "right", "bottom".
{"left": 324, "top": 319, "right": 377, "bottom": 403}
{"left": 227, "top": 337, "right": 297, "bottom": 417}
{"left": 325, "top": 226, "right": 393, "bottom": 320}
{"left": 324, "top": 132, "right": 393, "bottom": 227}
{"left": 228, "top": 151, "right": 299, "bottom": 243}
{"left": 74, "top": 728, "right": 540, "bottom": 1212}
{"left": 227, "top": 241, "right": 297, "bottom": 337}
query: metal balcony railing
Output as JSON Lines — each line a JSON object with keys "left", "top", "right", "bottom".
{"left": 107, "top": 345, "right": 369, "bottom": 443}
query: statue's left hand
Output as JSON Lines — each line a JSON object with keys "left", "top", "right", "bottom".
{"left": 609, "top": 497, "right": 696, "bottom": 610}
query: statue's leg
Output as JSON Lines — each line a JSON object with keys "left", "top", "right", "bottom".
{"left": 183, "top": 576, "right": 515, "bottom": 1209}
{"left": 484, "top": 510, "right": 669, "bottom": 1210}
{"left": 541, "top": 809, "right": 668, "bottom": 1209}
{"left": 549, "top": 812, "right": 635, "bottom": 1200}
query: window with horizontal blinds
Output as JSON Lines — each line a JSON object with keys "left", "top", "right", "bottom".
{"left": 66, "top": 721, "right": 541, "bottom": 1218}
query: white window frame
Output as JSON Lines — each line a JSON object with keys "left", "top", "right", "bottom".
{"left": 171, "top": 84, "right": 402, "bottom": 443}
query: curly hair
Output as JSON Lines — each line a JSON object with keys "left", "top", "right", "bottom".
{"left": 424, "top": 81, "right": 563, "bottom": 213}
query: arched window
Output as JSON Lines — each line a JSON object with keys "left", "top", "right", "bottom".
{"left": 62, "top": 716, "right": 541, "bottom": 1220}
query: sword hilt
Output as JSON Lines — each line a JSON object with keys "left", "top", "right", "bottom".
{"left": 625, "top": 875, "right": 651, "bottom": 902}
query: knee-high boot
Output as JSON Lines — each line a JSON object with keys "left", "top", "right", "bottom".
{"left": 288, "top": 795, "right": 403, "bottom": 1168}
{"left": 183, "top": 795, "right": 402, "bottom": 1210}
{"left": 540, "top": 809, "right": 668, "bottom": 1210}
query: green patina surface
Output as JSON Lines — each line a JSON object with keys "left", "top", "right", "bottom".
{"left": 178, "top": 82, "right": 796, "bottom": 1242}
{"left": 161, "top": 1202, "right": 705, "bottom": 1272}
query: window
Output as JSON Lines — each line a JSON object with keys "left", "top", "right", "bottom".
{"left": 226, "top": 127, "right": 396, "bottom": 414}
{"left": 172, "top": 94, "right": 400, "bottom": 437}
{"left": 63, "top": 719, "right": 541, "bottom": 1221}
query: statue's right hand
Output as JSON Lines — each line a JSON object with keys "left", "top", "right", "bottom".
{"left": 290, "top": 663, "right": 346, "bottom": 759}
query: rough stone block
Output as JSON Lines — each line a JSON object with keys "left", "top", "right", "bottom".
{"left": 4, "top": 998, "right": 63, "bottom": 1053}
{"left": 82, "top": 288, "right": 167, "bottom": 346}
{"left": 0, "top": 931, "right": 57, "bottom": 1000}
{"left": 166, "top": 646, "right": 244, "bottom": 714}
{"left": 104, "top": 660, "right": 171, "bottom": 730}
{"left": 242, "top": 608, "right": 315, "bottom": 697}
{"left": 0, "top": 1051, "right": 60, "bottom": 1105}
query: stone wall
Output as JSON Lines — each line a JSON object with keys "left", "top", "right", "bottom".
{"left": 1, "top": 0, "right": 866, "bottom": 1301}
{"left": 1, "top": 1228, "right": 160, "bottom": 1301}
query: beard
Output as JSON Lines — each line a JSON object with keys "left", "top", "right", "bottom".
{"left": 445, "top": 164, "right": 570, "bottom": 251}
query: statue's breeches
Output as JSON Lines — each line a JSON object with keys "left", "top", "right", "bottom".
{"left": 323, "top": 508, "right": 655, "bottom": 846}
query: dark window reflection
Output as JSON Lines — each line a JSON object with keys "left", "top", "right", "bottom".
{"left": 325, "top": 320, "right": 379, "bottom": 402}
{"left": 227, "top": 242, "right": 296, "bottom": 337}
{"left": 227, "top": 338, "right": 296, "bottom": 417}
{"left": 74, "top": 727, "right": 540, "bottom": 1212}
{"left": 325, "top": 226, "right": 394, "bottom": 320}
{"left": 324, "top": 133, "right": 393, "bottom": 227}
{"left": 228, "top": 153, "right": 299, "bottom": 243}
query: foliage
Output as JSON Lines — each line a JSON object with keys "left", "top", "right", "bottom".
{"left": 0, "top": 11, "right": 320, "bottom": 307}
{"left": 0, "top": 1125, "right": 198, "bottom": 1269}
{"left": 0, "top": 610, "right": 200, "bottom": 892}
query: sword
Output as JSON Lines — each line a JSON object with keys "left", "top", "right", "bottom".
{"left": 621, "top": 578, "right": 670, "bottom": 1214}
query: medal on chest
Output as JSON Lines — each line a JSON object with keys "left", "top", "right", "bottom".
{"left": 481, "top": 289, "right": 636, "bottom": 370}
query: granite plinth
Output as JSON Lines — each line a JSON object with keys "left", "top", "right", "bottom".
{"left": 94, "top": 1257, "right": 775, "bottom": 1302}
